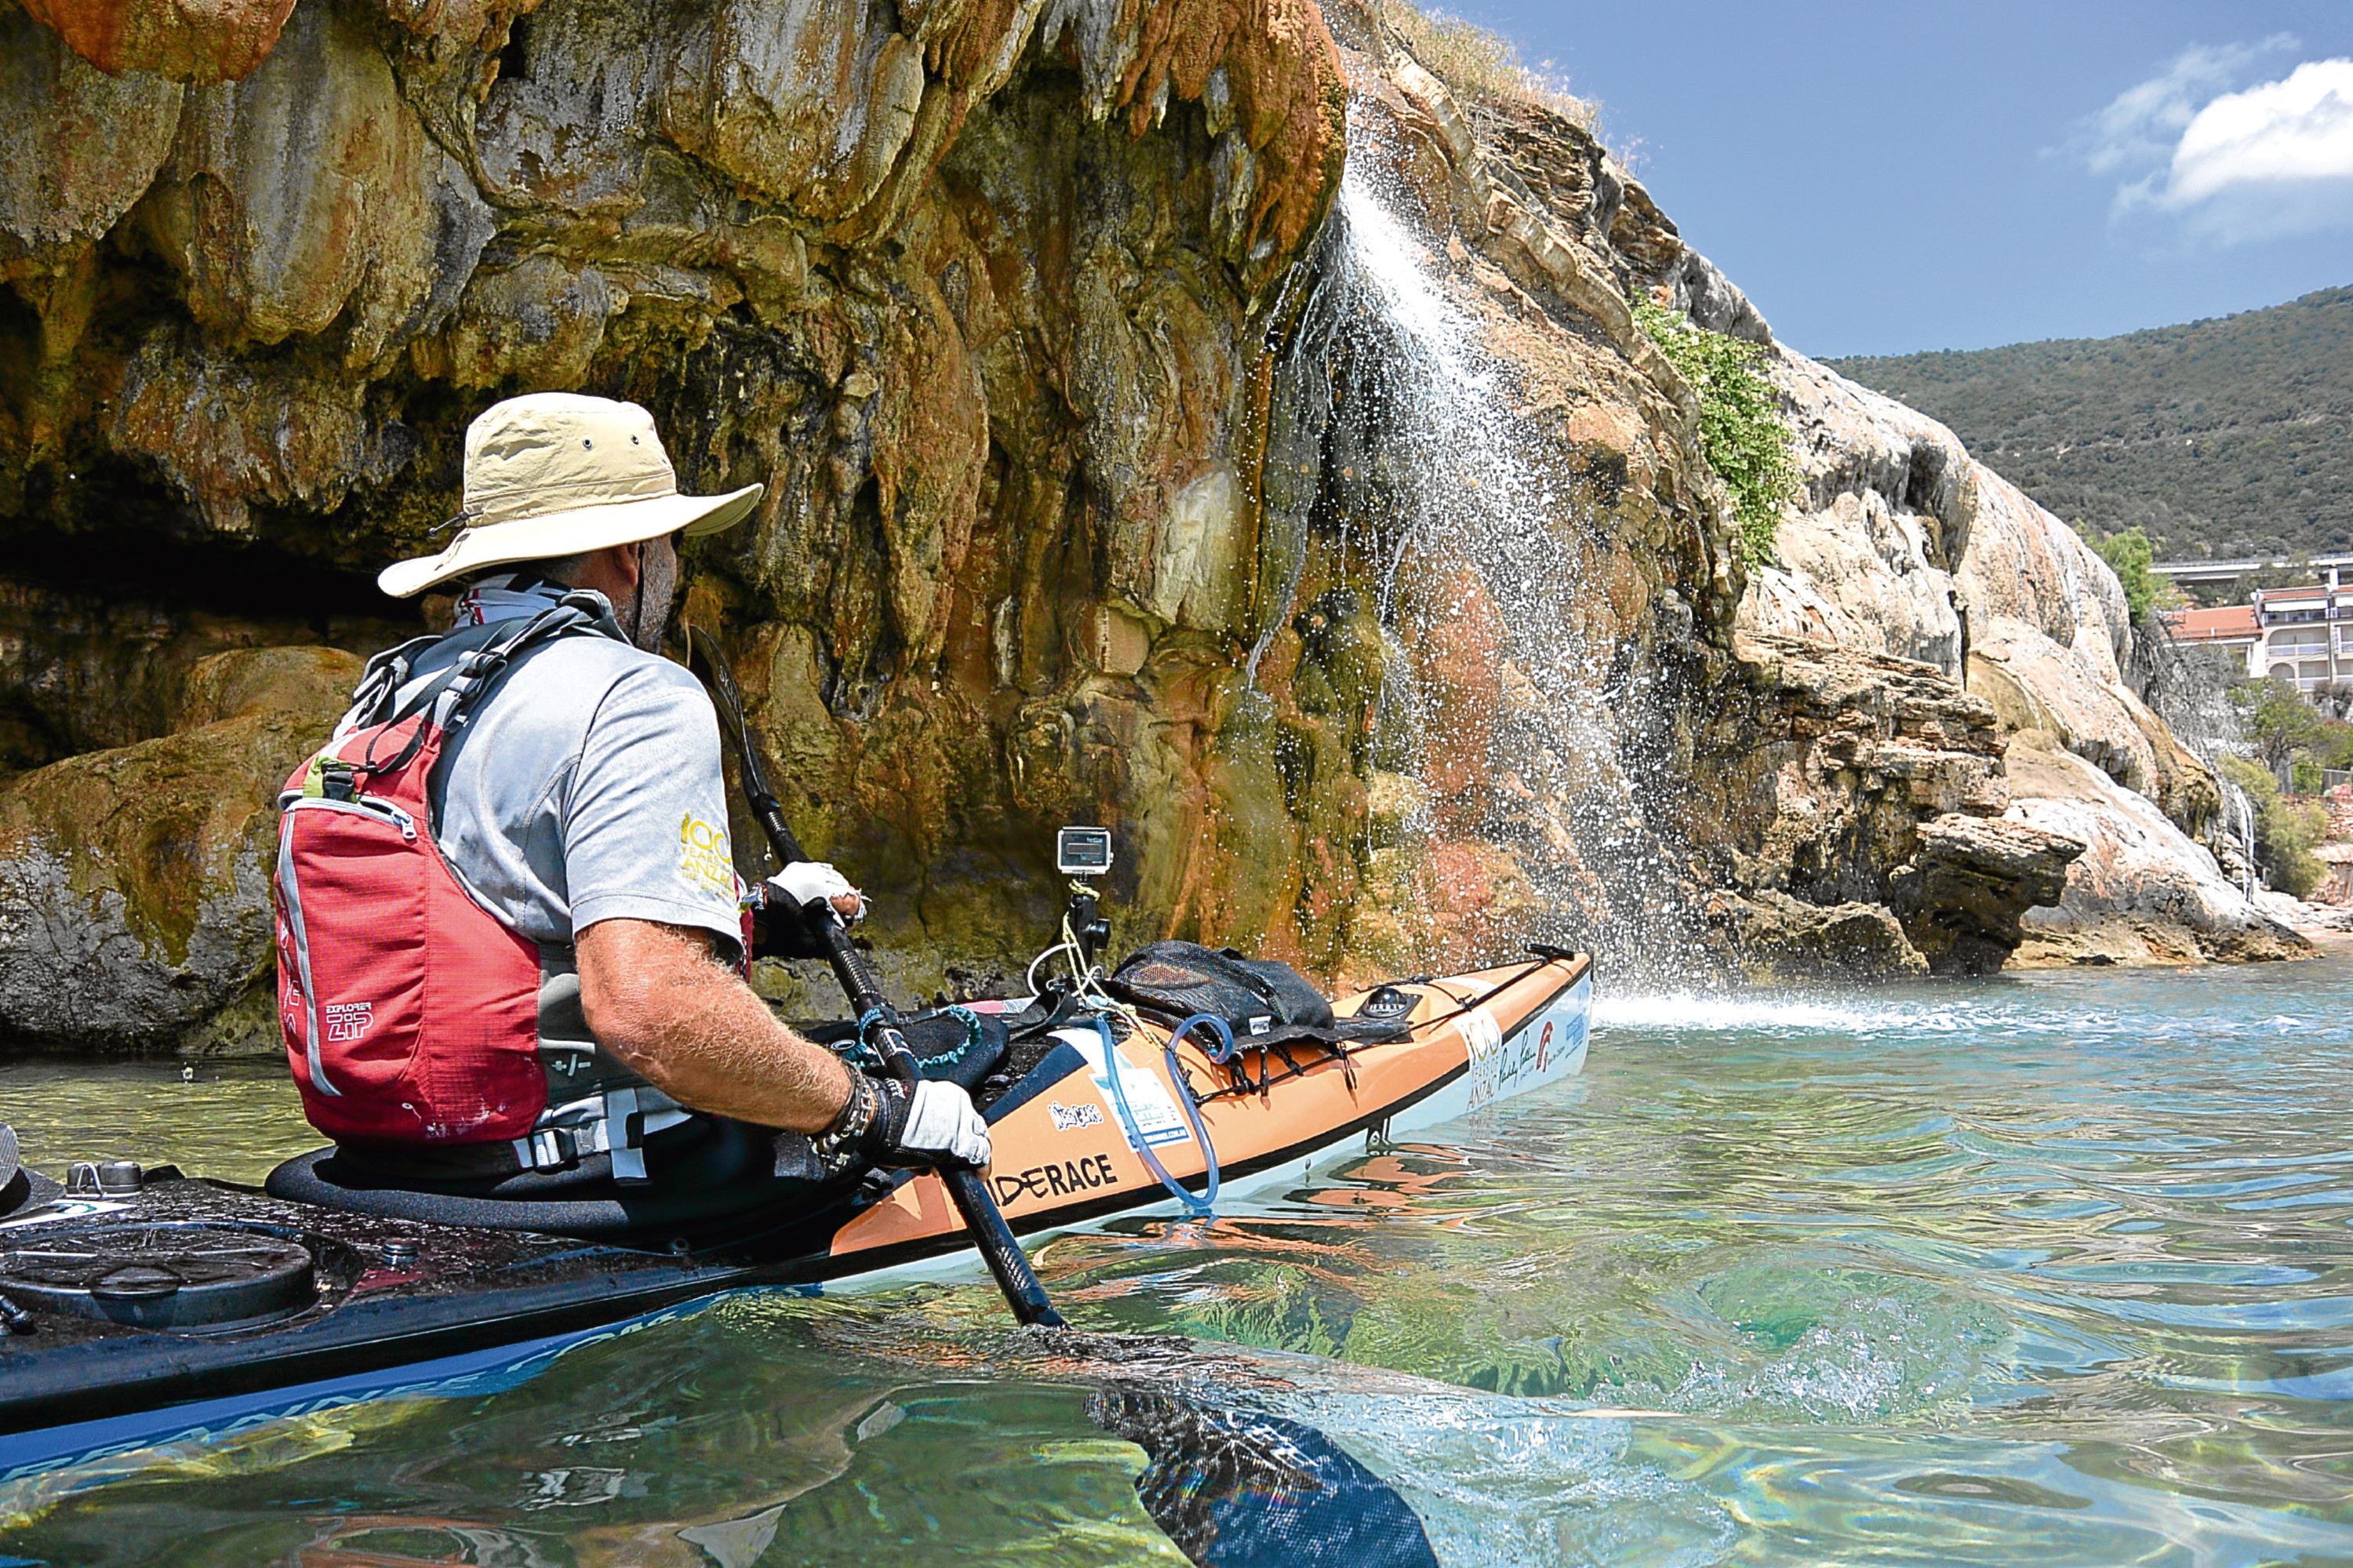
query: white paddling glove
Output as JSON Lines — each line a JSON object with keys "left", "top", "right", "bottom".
{"left": 769, "top": 860, "right": 865, "bottom": 922}
{"left": 814, "top": 1074, "right": 991, "bottom": 1172}
{"left": 751, "top": 862, "right": 867, "bottom": 962}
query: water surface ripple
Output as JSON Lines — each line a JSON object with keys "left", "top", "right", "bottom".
{"left": 5, "top": 957, "right": 2351, "bottom": 1565}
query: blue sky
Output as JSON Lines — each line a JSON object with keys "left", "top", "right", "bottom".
{"left": 1446, "top": 1, "right": 2353, "bottom": 357}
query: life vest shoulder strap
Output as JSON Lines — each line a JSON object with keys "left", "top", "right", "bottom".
{"left": 333, "top": 594, "right": 624, "bottom": 788}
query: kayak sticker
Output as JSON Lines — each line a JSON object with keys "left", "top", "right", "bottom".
{"left": 1049, "top": 1101, "right": 1105, "bottom": 1133}
{"left": 993, "top": 1154, "right": 1121, "bottom": 1205}
{"left": 1056, "top": 1027, "right": 1192, "bottom": 1151}
{"left": 1466, "top": 993, "right": 1588, "bottom": 1111}
{"left": 1463, "top": 1007, "right": 1505, "bottom": 1109}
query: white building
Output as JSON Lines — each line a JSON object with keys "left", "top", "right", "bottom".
{"left": 2249, "top": 573, "right": 2353, "bottom": 692}
{"left": 2165, "top": 567, "right": 2353, "bottom": 693}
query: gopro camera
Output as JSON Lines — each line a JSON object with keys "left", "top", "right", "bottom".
{"left": 1056, "top": 826, "right": 1114, "bottom": 878}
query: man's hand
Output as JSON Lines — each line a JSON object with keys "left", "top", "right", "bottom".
{"left": 577, "top": 918, "right": 853, "bottom": 1133}
{"left": 769, "top": 860, "right": 864, "bottom": 924}
{"left": 824, "top": 1075, "right": 990, "bottom": 1170}
{"left": 875, "top": 1079, "right": 991, "bottom": 1168}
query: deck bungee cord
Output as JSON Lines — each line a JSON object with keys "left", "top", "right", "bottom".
{"left": 1024, "top": 897, "right": 1231, "bottom": 1216}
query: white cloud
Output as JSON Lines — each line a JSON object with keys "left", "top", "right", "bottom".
{"left": 2071, "top": 38, "right": 2295, "bottom": 175}
{"left": 2072, "top": 42, "right": 2353, "bottom": 242}
{"left": 2166, "top": 60, "right": 2353, "bottom": 202}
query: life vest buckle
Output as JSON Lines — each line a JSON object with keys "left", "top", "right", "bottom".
{"left": 524, "top": 1126, "right": 578, "bottom": 1170}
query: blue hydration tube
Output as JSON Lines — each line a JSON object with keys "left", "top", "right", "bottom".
{"left": 1092, "top": 1013, "right": 1232, "bottom": 1216}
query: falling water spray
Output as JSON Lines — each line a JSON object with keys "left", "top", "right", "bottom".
{"left": 1259, "top": 113, "right": 1715, "bottom": 983}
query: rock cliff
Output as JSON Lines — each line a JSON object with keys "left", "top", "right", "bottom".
{"left": 0, "top": 0, "right": 2276, "bottom": 1052}
{"left": 1743, "top": 340, "right": 2308, "bottom": 969}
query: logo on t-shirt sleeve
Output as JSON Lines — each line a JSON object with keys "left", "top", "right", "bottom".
{"left": 678, "top": 812, "right": 735, "bottom": 897}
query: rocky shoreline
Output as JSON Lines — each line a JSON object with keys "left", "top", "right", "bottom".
{"left": 0, "top": 0, "right": 2310, "bottom": 1055}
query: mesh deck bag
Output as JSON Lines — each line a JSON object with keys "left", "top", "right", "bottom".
{"left": 1104, "top": 942, "right": 1409, "bottom": 1049}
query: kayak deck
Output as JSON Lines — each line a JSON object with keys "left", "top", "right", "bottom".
{"left": 0, "top": 953, "right": 1590, "bottom": 1460}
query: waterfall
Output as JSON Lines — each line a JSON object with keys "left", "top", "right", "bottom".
{"left": 2136, "top": 610, "right": 2263, "bottom": 896}
{"left": 1260, "top": 129, "right": 1706, "bottom": 980}
{"left": 2224, "top": 779, "right": 2260, "bottom": 898}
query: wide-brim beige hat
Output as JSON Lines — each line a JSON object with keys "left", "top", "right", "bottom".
{"left": 380, "top": 392, "right": 762, "bottom": 598}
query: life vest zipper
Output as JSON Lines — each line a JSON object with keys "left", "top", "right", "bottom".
{"left": 282, "top": 793, "right": 418, "bottom": 841}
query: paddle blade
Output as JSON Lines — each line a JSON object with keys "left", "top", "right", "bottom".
{"left": 1093, "top": 1387, "right": 1439, "bottom": 1568}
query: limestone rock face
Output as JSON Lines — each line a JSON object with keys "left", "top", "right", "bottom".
{"left": 0, "top": 0, "right": 2285, "bottom": 1056}
{"left": 2001, "top": 733, "right": 2309, "bottom": 966}
{"left": 1693, "top": 633, "right": 2075, "bottom": 977}
{"left": 18, "top": 0, "right": 298, "bottom": 85}
{"left": 0, "top": 647, "right": 359, "bottom": 1051}
{"left": 1718, "top": 890, "right": 1927, "bottom": 982}
{"left": 1889, "top": 812, "right": 2084, "bottom": 973}
{"left": 1737, "top": 344, "right": 2264, "bottom": 968}
{"left": 1747, "top": 353, "right": 1971, "bottom": 671}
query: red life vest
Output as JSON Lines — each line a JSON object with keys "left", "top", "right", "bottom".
{"left": 272, "top": 604, "right": 609, "bottom": 1146}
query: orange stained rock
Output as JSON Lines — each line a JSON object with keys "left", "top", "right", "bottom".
{"left": 22, "top": 0, "right": 298, "bottom": 83}
{"left": 1119, "top": 0, "right": 1348, "bottom": 265}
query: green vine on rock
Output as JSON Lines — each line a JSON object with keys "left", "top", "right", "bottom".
{"left": 1634, "top": 297, "right": 1802, "bottom": 569}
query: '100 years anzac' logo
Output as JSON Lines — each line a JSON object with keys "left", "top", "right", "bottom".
{"left": 678, "top": 813, "right": 734, "bottom": 897}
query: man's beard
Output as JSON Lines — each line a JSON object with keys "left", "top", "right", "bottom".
{"left": 627, "top": 542, "right": 678, "bottom": 652}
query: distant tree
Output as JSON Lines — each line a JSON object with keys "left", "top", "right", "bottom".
{"left": 2315, "top": 714, "right": 2353, "bottom": 773}
{"left": 2218, "top": 755, "right": 2327, "bottom": 897}
{"left": 2234, "top": 678, "right": 2329, "bottom": 776}
{"left": 2071, "top": 523, "right": 2183, "bottom": 620}
{"left": 2246, "top": 555, "right": 2316, "bottom": 595}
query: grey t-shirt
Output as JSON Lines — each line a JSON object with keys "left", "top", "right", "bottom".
{"left": 392, "top": 586, "right": 744, "bottom": 955}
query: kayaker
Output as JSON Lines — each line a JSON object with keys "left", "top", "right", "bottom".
{"left": 270, "top": 392, "right": 988, "bottom": 1194}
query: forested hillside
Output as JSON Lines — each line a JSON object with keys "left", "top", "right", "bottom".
{"left": 1831, "top": 286, "right": 2353, "bottom": 561}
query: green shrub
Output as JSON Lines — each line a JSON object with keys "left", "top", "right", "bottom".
{"left": 2317, "top": 716, "right": 2353, "bottom": 773}
{"left": 1635, "top": 298, "right": 1802, "bottom": 569}
{"left": 2070, "top": 523, "right": 2182, "bottom": 620}
{"left": 2219, "top": 754, "right": 2327, "bottom": 897}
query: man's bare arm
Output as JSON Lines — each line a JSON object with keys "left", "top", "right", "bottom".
{"left": 576, "top": 918, "right": 853, "bottom": 1133}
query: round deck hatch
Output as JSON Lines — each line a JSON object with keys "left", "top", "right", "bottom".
{"left": 0, "top": 1224, "right": 316, "bottom": 1330}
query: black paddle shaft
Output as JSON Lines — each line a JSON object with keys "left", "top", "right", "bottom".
{"left": 687, "top": 628, "right": 1065, "bottom": 1330}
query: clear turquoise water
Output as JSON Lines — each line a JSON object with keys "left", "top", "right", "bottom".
{"left": 5, "top": 955, "right": 2352, "bottom": 1565}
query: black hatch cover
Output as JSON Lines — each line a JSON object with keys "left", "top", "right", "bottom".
{"left": 0, "top": 1224, "right": 316, "bottom": 1330}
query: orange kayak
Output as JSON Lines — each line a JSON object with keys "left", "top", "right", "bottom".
{"left": 830, "top": 952, "right": 1594, "bottom": 1275}
{"left": 0, "top": 953, "right": 1590, "bottom": 1459}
